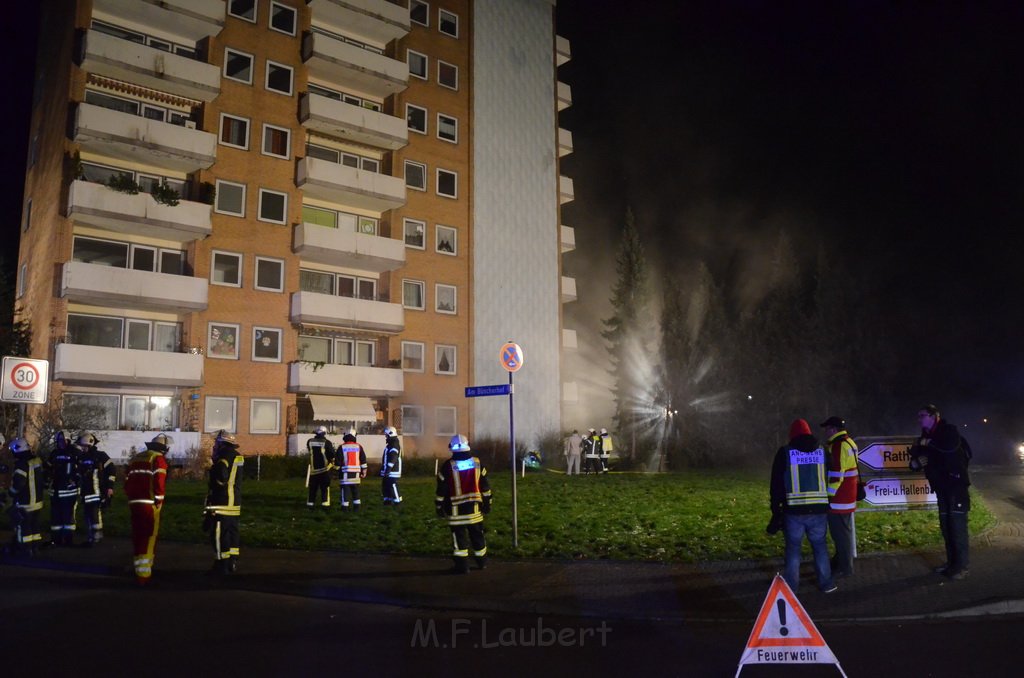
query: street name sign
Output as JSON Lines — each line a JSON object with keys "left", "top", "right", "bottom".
{"left": 465, "top": 384, "right": 512, "bottom": 398}
{"left": 862, "top": 477, "right": 935, "bottom": 506}
{"left": 1, "top": 356, "right": 50, "bottom": 404}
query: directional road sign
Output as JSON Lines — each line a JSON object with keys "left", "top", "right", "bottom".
{"left": 861, "top": 477, "right": 935, "bottom": 506}
{"left": 465, "top": 384, "right": 512, "bottom": 398}
{"left": 858, "top": 440, "right": 915, "bottom": 471}
{"left": 1, "top": 356, "right": 50, "bottom": 404}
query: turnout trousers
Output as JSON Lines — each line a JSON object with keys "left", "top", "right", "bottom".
{"left": 129, "top": 503, "right": 162, "bottom": 584}
{"left": 211, "top": 514, "right": 240, "bottom": 562}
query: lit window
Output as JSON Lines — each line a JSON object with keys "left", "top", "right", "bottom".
{"left": 250, "top": 399, "right": 281, "bottom": 434}
{"left": 215, "top": 180, "right": 246, "bottom": 216}
{"left": 211, "top": 251, "right": 243, "bottom": 287}
{"left": 208, "top": 323, "right": 241, "bottom": 360}
{"left": 205, "top": 396, "right": 238, "bottom": 432}
{"left": 224, "top": 48, "right": 254, "bottom": 84}
{"left": 258, "top": 188, "right": 288, "bottom": 224}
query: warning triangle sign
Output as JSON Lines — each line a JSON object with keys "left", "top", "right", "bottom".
{"left": 735, "top": 575, "right": 846, "bottom": 677}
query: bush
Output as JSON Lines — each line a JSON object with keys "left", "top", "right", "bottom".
{"left": 242, "top": 453, "right": 310, "bottom": 481}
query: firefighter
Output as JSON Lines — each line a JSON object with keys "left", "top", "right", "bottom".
{"left": 599, "top": 428, "right": 613, "bottom": 473}
{"left": 306, "top": 426, "right": 334, "bottom": 509}
{"left": 124, "top": 433, "right": 171, "bottom": 585}
{"left": 336, "top": 429, "right": 367, "bottom": 511}
{"left": 435, "top": 434, "right": 492, "bottom": 574}
{"left": 6, "top": 438, "right": 45, "bottom": 556}
{"left": 380, "top": 426, "right": 402, "bottom": 505}
{"left": 45, "top": 430, "right": 79, "bottom": 546}
{"left": 581, "top": 428, "right": 597, "bottom": 474}
{"left": 76, "top": 431, "right": 116, "bottom": 546}
{"left": 205, "top": 431, "right": 244, "bottom": 575}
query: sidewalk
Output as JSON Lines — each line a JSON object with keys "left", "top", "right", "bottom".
{"left": 4, "top": 466, "right": 1023, "bottom": 623}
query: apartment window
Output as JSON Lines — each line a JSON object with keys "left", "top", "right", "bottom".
{"left": 253, "top": 327, "right": 282, "bottom": 362}
{"left": 211, "top": 251, "right": 242, "bottom": 287}
{"left": 266, "top": 61, "right": 294, "bottom": 95}
{"left": 298, "top": 335, "right": 330, "bottom": 362}
{"left": 72, "top": 237, "right": 184, "bottom": 275}
{"left": 358, "top": 216, "right": 378, "bottom": 235}
{"left": 64, "top": 394, "right": 118, "bottom": 431}
{"left": 337, "top": 275, "right": 377, "bottom": 300}
{"left": 269, "top": 1, "right": 297, "bottom": 35}
{"left": 438, "top": 60, "right": 458, "bottom": 90}
{"left": 402, "top": 341, "right": 425, "bottom": 372}
{"left": 67, "top": 314, "right": 123, "bottom": 348}
{"left": 215, "top": 180, "right": 246, "bottom": 216}
{"left": 208, "top": 323, "right": 240, "bottom": 360}
{"left": 23, "top": 199, "right": 31, "bottom": 232}
{"left": 407, "top": 104, "right": 427, "bottom": 134}
{"left": 437, "top": 113, "right": 457, "bottom": 143}
{"left": 410, "top": 1, "right": 429, "bottom": 26}
{"left": 408, "top": 49, "right": 427, "bottom": 79}
{"left": 437, "top": 168, "right": 458, "bottom": 198}
{"left": 17, "top": 264, "right": 26, "bottom": 299}
{"left": 228, "top": 0, "right": 256, "bottom": 22}
{"left": 262, "top": 124, "right": 291, "bottom": 159}
{"left": 219, "top": 113, "right": 250, "bottom": 149}
{"left": 436, "top": 225, "right": 457, "bottom": 255}
{"left": 302, "top": 205, "right": 337, "bottom": 228}
{"left": 258, "top": 189, "right": 288, "bottom": 224}
{"left": 436, "top": 406, "right": 457, "bottom": 436}
{"left": 299, "top": 269, "right": 334, "bottom": 295}
{"left": 254, "top": 257, "right": 284, "bottom": 292}
{"left": 435, "top": 345, "right": 457, "bottom": 375}
{"left": 224, "top": 48, "right": 254, "bottom": 84}
{"left": 403, "top": 218, "right": 425, "bottom": 249}
{"left": 251, "top": 399, "right": 281, "bottom": 434}
{"left": 400, "top": 405, "right": 423, "bottom": 435}
{"left": 435, "top": 284, "right": 457, "bottom": 314}
{"left": 205, "top": 397, "right": 238, "bottom": 433}
{"left": 403, "top": 280, "right": 425, "bottom": 310}
{"left": 85, "top": 90, "right": 139, "bottom": 115}
{"left": 404, "top": 160, "right": 426, "bottom": 191}
{"left": 439, "top": 9, "right": 458, "bottom": 37}
{"left": 154, "top": 323, "right": 181, "bottom": 352}
{"left": 356, "top": 340, "right": 375, "bottom": 367}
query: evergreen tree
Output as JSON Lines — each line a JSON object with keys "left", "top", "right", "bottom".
{"left": 601, "top": 208, "right": 652, "bottom": 462}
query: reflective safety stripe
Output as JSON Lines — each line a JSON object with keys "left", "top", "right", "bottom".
{"left": 473, "top": 546, "right": 487, "bottom": 557}
{"left": 830, "top": 501, "right": 857, "bottom": 511}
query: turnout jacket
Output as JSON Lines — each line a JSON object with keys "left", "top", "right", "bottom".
{"left": 826, "top": 430, "right": 859, "bottom": 513}
{"left": 770, "top": 433, "right": 829, "bottom": 515}
{"left": 124, "top": 449, "right": 168, "bottom": 507}
{"left": 78, "top": 446, "right": 116, "bottom": 504}
{"left": 336, "top": 441, "right": 367, "bottom": 484}
{"left": 46, "top": 444, "right": 80, "bottom": 502}
{"left": 381, "top": 440, "right": 402, "bottom": 478}
{"left": 307, "top": 436, "right": 335, "bottom": 476}
{"left": 10, "top": 455, "right": 45, "bottom": 511}
{"left": 207, "top": 449, "right": 243, "bottom": 516}
{"left": 435, "top": 451, "right": 492, "bottom": 526}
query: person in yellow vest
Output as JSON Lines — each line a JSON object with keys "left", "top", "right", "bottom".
{"left": 6, "top": 438, "right": 45, "bottom": 556}
{"left": 306, "top": 426, "right": 334, "bottom": 510}
{"left": 769, "top": 419, "right": 836, "bottom": 593}
{"left": 599, "top": 428, "right": 613, "bottom": 473}
{"left": 205, "top": 431, "right": 244, "bottom": 576}
{"left": 335, "top": 429, "right": 367, "bottom": 511}
{"left": 435, "top": 434, "right": 492, "bottom": 574}
{"left": 821, "top": 416, "right": 859, "bottom": 578}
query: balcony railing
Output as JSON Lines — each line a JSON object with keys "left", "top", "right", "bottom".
{"left": 560, "top": 224, "right": 575, "bottom": 253}
{"left": 67, "top": 179, "right": 212, "bottom": 243}
{"left": 54, "top": 343, "right": 203, "bottom": 387}
{"left": 559, "top": 175, "right": 575, "bottom": 205}
{"left": 300, "top": 91, "right": 408, "bottom": 151}
{"left": 290, "top": 290, "right": 404, "bottom": 333}
{"left": 562, "top": 328, "right": 578, "bottom": 350}
{"left": 294, "top": 222, "right": 405, "bottom": 272}
{"left": 307, "top": 0, "right": 410, "bottom": 45}
{"left": 302, "top": 30, "right": 408, "bottom": 99}
{"left": 558, "top": 81, "right": 573, "bottom": 111}
{"left": 78, "top": 29, "right": 220, "bottom": 101}
{"left": 296, "top": 156, "right": 406, "bottom": 212}
{"left": 558, "top": 127, "right": 574, "bottom": 158}
{"left": 556, "top": 35, "right": 572, "bottom": 67}
{"left": 289, "top": 361, "right": 403, "bottom": 397}
{"left": 74, "top": 102, "right": 217, "bottom": 173}
{"left": 561, "top": 275, "right": 577, "bottom": 304}
{"left": 61, "top": 261, "right": 208, "bottom": 311}
{"left": 93, "top": 0, "right": 225, "bottom": 42}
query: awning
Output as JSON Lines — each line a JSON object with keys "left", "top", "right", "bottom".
{"left": 309, "top": 395, "right": 377, "bottom": 423}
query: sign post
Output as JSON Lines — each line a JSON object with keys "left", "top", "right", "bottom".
{"left": 1, "top": 356, "right": 50, "bottom": 437}
{"left": 499, "top": 342, "right": 524, "bottom": 548}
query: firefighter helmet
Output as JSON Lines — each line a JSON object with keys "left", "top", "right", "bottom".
{"left": 600, "top": 428, "right": 608, "bottom": 435}
{"left": 76, "top": 432, "right": 97, "bottom": 448}
{"left": 448, "top": 434, "right": 470, "bottom": 452}
{"left": 215, "top": 430, "right": 238, "bottom": 447}
{"left": 9, "top": 438, "right": 31, "bottom": 455}
{"left": 384, "top": 426, "right": 398, "bottom": 438}
{"left": 314, "top": 425, "right": 328, "bottom": 436}
{"left": 150, "top": 433, "right": 174, "bottom": 450}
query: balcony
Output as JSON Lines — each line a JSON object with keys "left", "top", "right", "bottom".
{"left": 562, "top": 328, "right": 578, "bottom": 350}
{"left": 291, "top": 291, "right": 404, "bottom": 333}
{"left": 561, "top": 275, "right": 577, "bottom": 303}
{"left": 61, "top": 261, "right": 208, "bottom": 312}
{"left": 289, "top": 362, "right": 403, "bottom": 397}
{"left": 79, "top": 29, "right": 220, "bottom": 102}
{"left": 558, "top": 127, "right": 573, "bottom": 158}
{"left": 556, "top": 35, "right": 572, "bottom": 67}
{"left": 93, "top": 0, "right": 225, "bottom": 42}
{"left": 560, "top": 224, "right": 575, "bottom": 253}
{"left": 300, "top": 92, "right": 407, "bottom": 151}
{"left": 302, "top": 30, "right": 408, "bottom": 99}
{"left": 74, "top": 102, "right": 217, "bottom": 173}
{"left": 296, "top": 156, "right": 405, "bottom": 212}
{"left": 307, "top": 0, "right": 410, "bottom": 45}
{"left": 294, "top": 222, "right": 405, "bottom": 272}
{"left": 54, "top": 343, "right": 203, "bottom": 387}
{"left": 68, "top": 180, "right": 211, "bottom": 243}
{"left": 559, "top": 175, "right": 575, "bottom": 205}
{"left": 558, "top": 81, "right": 573, "bottom": 111}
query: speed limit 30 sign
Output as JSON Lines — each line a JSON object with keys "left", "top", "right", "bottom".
{"left": 1, "top": 356, "right": 50, "bottom": 404}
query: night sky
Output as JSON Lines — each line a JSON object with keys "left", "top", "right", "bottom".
{"left": 557, "top": 1, "right": 1024, "bottom": 448}
{"left": 2, "top": 2, "right": 1022, "bottom": 449}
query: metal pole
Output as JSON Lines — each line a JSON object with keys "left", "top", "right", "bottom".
{"left": 18, "top": 403, "right": 25, "bottom": 438}
{"left": 509, "top": 370, "right": 518, "bottom": 548}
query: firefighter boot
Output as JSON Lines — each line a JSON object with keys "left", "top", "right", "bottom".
{"left": 450, "top": 557, "right": 470, "bottom": 575}
{"left": 474, "top": 555, "right": 488, "bottom": 571}
{"left": 228, "top": 556, "right": 238, "bottom": 574}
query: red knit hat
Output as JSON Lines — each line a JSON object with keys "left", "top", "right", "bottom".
{"left": 789, "top": 419, "right": 812, "bottom": 439}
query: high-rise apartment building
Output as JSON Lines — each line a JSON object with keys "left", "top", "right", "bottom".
{"left": 15, "top": 0, "right": 577, "bottom": 459}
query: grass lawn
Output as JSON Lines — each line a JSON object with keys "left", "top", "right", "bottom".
{"left": 85, "top": 469, "right": 994, "bottom": 562}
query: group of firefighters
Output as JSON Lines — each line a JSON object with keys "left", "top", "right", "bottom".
{"left": 565, "top": 428, "right": 614, "bottom": 475}
{"left": 3, "top": 426, "right": 493, "bottom": 582}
